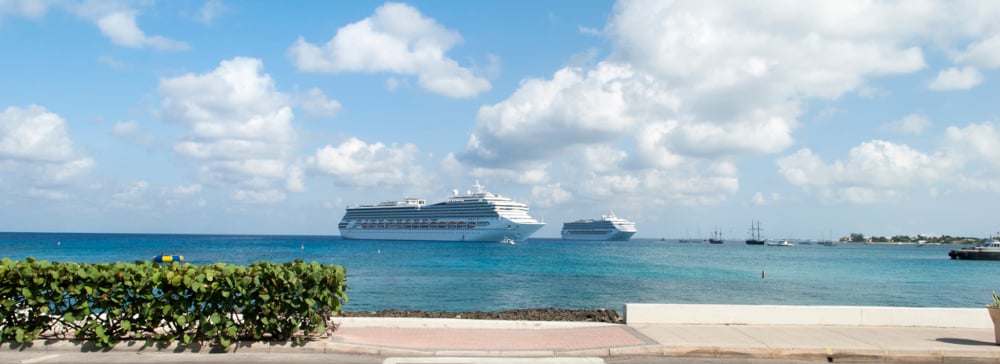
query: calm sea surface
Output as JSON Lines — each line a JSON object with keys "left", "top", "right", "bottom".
{"left": 2, "top": 232, "right": 998, "bottom": 311}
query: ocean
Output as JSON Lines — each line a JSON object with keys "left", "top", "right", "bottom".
{"left": 1, "top": 232, "right": 998, "bottom": 312}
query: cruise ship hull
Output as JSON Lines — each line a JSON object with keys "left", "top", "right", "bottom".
{"left": 342, "top": 222, "right": 544, "bottom": 242}
{"left": 561, "top": 230, "right": 636, "bottom": 241}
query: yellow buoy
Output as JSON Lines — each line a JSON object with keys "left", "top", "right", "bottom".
{"left": 153, "top": 254, "right": 184, "bottom": 263}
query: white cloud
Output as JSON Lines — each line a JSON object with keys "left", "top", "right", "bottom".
{"left": 531, "top": 183, "right": 573, "bottom": 207}
{"left": 2, "top": 1, "right": 189, "bottom": 50}
{"left": 1, "top": 105, "right": 75, "bottom": 162}
{"left": 928, "top": 67, "right": 983, "bottom": 90}
{"left": 579, "top": 145, "right": 627, "bottom": 173}
{"left": 944, "top": 122, "right": 1000, "bottom": 168}
{"left": 0, "top": 0, "right": 52, "bottom": 18}
{"left": 112, "top": 180, "right": 151, "bottom": 209}
{"left": 44, "top": 157, "right": 94, "bottom": 183}
{"left": 159, "top": 57, "right": 298, "bottom": 202}
{"left": 955, "top": 34, "right": 1000, "bottom": 69}
{"left": 297, "top": 88, "right": 342, "bottom": 119}
{"left": 750, "top": 192, "right": 780, "bottom": 206}
{"left": 27, "top": 187, "right": 69, "bottom": 200}
{"left": 172, "top": 183, "right": 203, "bottom": 195}
{"left": 0, "top": 105, "right": 94, "bottom": 191}
{"left": 438, "top": 153, "right": 550, "bottom": 187}
{"left": 777, "top": 140, "right": 955, "bottom": 203}
{"left": 96, "top": 11, "right": 189, "bottom": 50}
{"left": 580, "top": 164, "right": 738, "bottom": 207}
{"left": 231, "top": 189, "right": 285, "bottom": 204}
{"left": 385, "top": 77, "right": 406, "bottom": 91}
{"left": 578, "top": 26, "right": 601, "bottom": 36}
{"left": 287, "top": 2, "right": 490, "bottom": 98}
{"left": 286, "top": 164, "right": 305, "bottom": 192}
{"left": 97, "top": 55, "right": 126, "bottom": 69}
{"left": 111, "top": 120, "right": 156, "bottom": 147}
{"left": 782, "top": 122, "right": 1000, "bottom": 200}
{"left": 607, "top": 1, "right": 927, "bottom": 102}
{"left": 882, "top": 113, "right": 931, "bottom": 134}
{"left": 452, "top": 0, "right": 1000, "bottom": 209}
{"left": 307, "top": 137, "right": 420, "bottom": 187}
{"left": 197, "top": 0, "right": 225, "bottom": 25}
{"left": 462, "top": 62, "right": 662, "bottom": 167}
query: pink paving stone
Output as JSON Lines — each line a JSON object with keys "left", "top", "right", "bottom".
{"left": 334, "top": 326, "right": 647, "bottom": 351}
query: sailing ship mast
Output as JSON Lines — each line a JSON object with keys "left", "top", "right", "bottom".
{"left": 745, "top": 220, "right": 765, "bottom": 245}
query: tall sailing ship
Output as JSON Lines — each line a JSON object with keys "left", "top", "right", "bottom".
{"left": 745, "top": 220, "right": 766, "bottom": 245}
{"left": 709, "top": 228, "right": 724, "bottom": 244}
{"left": 338, "top": 182, "right": 544, "bottom": 242}
{"left": 561, "top": 211, "right": 637, "bottom": 241}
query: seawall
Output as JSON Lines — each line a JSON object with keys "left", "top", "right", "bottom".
{"left": 624, "top": 304, "right": 992, "bottom": 328}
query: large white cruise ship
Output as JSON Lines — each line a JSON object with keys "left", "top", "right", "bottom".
{"left": 561, "top": 212, "right": 637, "bottom": 241}
{"left": 338, "top": 182, "right": 544, "bottom": 242}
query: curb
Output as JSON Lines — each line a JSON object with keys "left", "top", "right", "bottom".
{"left": 8, "top": 340, "right": 1000, "bottom": 363}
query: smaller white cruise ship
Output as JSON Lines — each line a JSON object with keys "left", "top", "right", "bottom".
{"left": 561, "top": 212, "right": 637, "bottom": 241}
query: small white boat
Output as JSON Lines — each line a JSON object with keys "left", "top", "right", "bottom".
{"left": 767, "top": 240, "right": 795, "bottom": 247}
{"left": 500, "top": 236, "right": 516, "bottom": 245}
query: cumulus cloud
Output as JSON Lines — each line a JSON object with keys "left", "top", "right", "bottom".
{"left": 582, "top": 163, "right": 738, "bottom": 207}
{"left": 782, "top": 122, "right": 1000, "bottom": 201}
{"left": 454, "top": 0, "right": 1000, "bottom": 206}
{"left": 296, "top": 88, "right": 342, "bottom": 119}
{"left": 955, "top": 35, "right": 1000, "bottom": 69}
{"left": 287, "top": 2, "right": 490, "bottom": 98}
{"left": 944, "top": 122, "right": 1000, "bottom": 169}
{"left": 307, "top": 137, "right": 420, "bottom": 187}
{"left": 2, "top": 1, "right": 191, "bottom": 50}
{"left": 1, "top": 105, "right": 76, "bottom": 162}
{"left": 0, "top": 0, "right": 52, "bottom": 18}
{"left": 112, "top": 180, "right": 151, "bottom": 209}
{"left": 750, "top": 192, "right": 780, "bottom": 206}
{"left": 531, "top": 183, "right": 573, "bottom": 208}
{"left": 777, "top": 140, "right": 955, "bottom": 203}
{"left": 68, "top": 1, "right": 191, "bottom": 51}
{"left": 111, "top": 120, "right": 156, "bottom": 147}
{"left": 0, "top": 105, "right": 94, "bottom": 195}
{"left": 172, "top": 183, "right": 203, "bottom": 195}
{"left": 882, "top": 113, "right": 931, "bottom": 134}
{"left": 196, "top": 0, "right": 225, "bottom": 25}
{"left": 928, "top": 67, "right": 983, "bottom": 90}
{"left": 462, "top": 62, "right": 666, "bottom": 166}
{"left": 231, "top": 189, "right": 285, "bottom": 204}
{"left": 159, "top": 57, "right": 298, "bottom": 202}
{"left": 95, "top": 11, "right": 189, "bottom": 50}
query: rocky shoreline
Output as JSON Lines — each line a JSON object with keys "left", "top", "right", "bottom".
{"left": 339, "top": 308, "right": 622, "bottom": 323}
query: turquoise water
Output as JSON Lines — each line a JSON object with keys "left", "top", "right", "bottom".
{"left": 1, "top": 232, "right": 998, "bottom": 311}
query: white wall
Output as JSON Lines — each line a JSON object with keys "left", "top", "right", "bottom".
{"left": 624, "top": 304, "right": 993, "bottom": 328}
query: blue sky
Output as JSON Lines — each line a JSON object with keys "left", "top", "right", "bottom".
{"left": 2, "top": 0, "right": 1000, "bottom": 239}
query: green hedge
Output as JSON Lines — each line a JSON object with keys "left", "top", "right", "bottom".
{"left": 0, "top": 258, "right": 347, "bottom": 348}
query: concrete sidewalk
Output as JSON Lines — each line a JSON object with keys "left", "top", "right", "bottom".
{"left": 324, "top": 317, "right": 1000, "bottom": 362}
{"left": 6, "top": 305, "right": 1000, "bottom": 363}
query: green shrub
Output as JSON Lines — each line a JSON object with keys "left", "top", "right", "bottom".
{"left": 0, "top": 258, "right": 347, "bottom": 348}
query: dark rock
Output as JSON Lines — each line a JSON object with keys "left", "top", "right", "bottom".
{"left": 339, "top": 307, "right": 622, "bottom": 323}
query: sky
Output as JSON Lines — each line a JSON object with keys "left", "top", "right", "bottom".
{"left": 2, "top": 0, "right": 1000, "bottom": 239}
